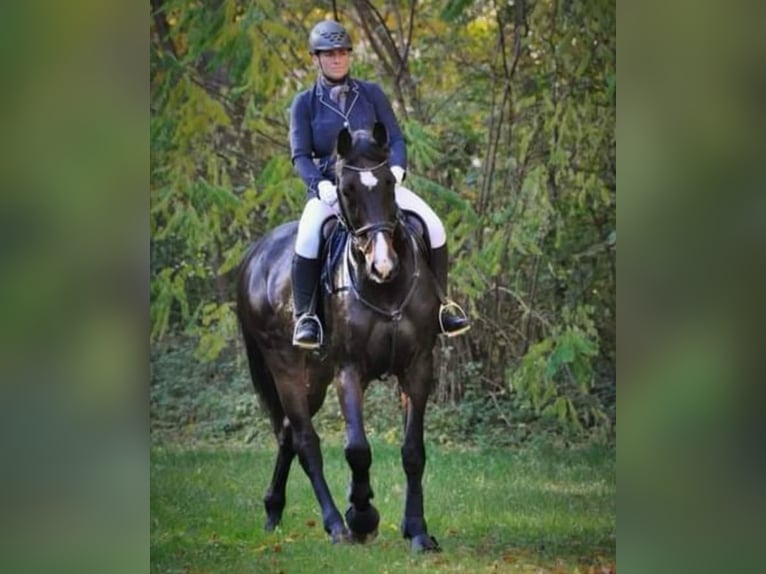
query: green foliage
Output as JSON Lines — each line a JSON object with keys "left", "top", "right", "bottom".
{"left": 401, "top": 119, "right": 441, "bottom": 170}
{"left": 150, "top": 338, "right": 269, "bottom": 444}
{"left": 151, "top": 268, "right": 186, "bottom": 341}
{"left": 440, "top": 0, "right": 476, "bottom": 23}
{"left": 191, "top": 302, "right": 239, "bottom": 362}
{"left": 151, "top": 0, "right": 308, "bottom": 362}
{"left": 507, "top": 305, "right": 610, "bottom": 438}
{"left": 150, "top": 336, "right": 609, "bottom": 450}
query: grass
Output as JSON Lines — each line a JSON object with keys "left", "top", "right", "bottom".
{"left": 151, "top": 439, "right": 615, "bottom": 573}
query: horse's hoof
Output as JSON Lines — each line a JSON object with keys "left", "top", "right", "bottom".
{"left": 345, "top": 504, "right": 380, "bottom": 542}
{"left": 410, "top": 534, "right": 441, "bottom": 553}
{"left": 330, "top": 526, "right": 351, "bottom": 545}
{"left": 264, "top": 516, "right": 281, "bottom": 532}
{"left": 349, "top": 527, "right": 378, "bottom": 544}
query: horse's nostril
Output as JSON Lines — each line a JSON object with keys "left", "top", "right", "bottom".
{"left": 371, "top": 257, "right": 398, "bottom": 282}
{"left": 374, "top": 262, "right": 388, "bottom": 278}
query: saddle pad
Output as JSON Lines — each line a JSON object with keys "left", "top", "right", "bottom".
{"left": 320, "top": 222, "right": 348, "bottom": 294}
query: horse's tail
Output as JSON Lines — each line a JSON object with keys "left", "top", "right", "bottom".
{"left": 240, "top": 322, "right": 284, "bottom": 434}
{"left": 236, "top": 244, "right": 284, "bottom": 436}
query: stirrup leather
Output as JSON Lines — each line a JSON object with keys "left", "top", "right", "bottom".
{"left": 292, "top": 313, "right": 324, "bottom": 349}
{"left": 438, "top": 300, "right": 471, "bottom": 337}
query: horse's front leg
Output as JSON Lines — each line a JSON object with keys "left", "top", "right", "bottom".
{"left": 399, "top": 357, "right": 441, "bottom": 552}
{"left": 336, "top": 366, "right": 379, "bottom": 543}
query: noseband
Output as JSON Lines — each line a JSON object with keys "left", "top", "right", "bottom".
{"left": 339, "top": 160, "right": 399, "bottom": 239}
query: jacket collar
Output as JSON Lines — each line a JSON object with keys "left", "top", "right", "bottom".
{"left": 314, "top": 78, "right": 360, "bottom": 119}
{"left": 315, "top": 77, "right": 360, "bottom": 98}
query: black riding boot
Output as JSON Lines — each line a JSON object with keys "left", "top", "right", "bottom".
{"left": 431, "top": 245, "right": 470, "bottom": 337}
{"left": 291, "top": 254, "right": 323, "bottom": 349}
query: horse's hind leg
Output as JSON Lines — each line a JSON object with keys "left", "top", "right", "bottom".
{"left": 278, "top": 373, "right": 348, "bottom": 544}
{"left": 264, "top": 421, "right": 294, "bottom": 531}
{"left": 337, "top": 367, "right": 379, "bottom": 543}
{"left": 240, "top": 328, "right": 295, "bottom": 531}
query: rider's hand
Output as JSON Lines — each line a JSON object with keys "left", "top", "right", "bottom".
{"left": 391, "top": 165, "right": 405, "bottom": 185}
{"left": 317, "top": 180, "right": 338, "bottom": 206}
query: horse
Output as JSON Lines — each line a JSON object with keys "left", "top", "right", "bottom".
{"left": 236, "top": 122, "right": 442, "bottom": 552}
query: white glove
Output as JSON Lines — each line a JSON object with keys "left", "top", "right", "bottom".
{"left": 317, "top": 180, "right": 338, "bottom": 205}
{"left": 391, "top": 165, "right": 405, "bottom": 185}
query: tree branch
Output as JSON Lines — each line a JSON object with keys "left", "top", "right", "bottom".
{"left": 396, "top": 0, "right": 417, "bottom": 87}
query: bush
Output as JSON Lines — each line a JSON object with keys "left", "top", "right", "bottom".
{"left": 150, "top": 336, "right": 613, "bottom": 449}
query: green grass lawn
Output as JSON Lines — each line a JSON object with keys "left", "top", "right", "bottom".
{"left": 151, "top": 439, "right": 615, "bottom": 573}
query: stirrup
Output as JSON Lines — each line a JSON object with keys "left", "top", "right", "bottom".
{"left": 438, "top": 300, "right": 471, "bottom": 337}
{"left": 292, "top": 313, "right": 324, "bottom": 349}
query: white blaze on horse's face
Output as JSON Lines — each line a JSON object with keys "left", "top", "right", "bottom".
{"left": 367, "top": 232, "right": 394, "bottom": 283}
{"left": 359, "top": 170, "right": 378, "bottom": 190}
{"left": 368, "top": 231, "right": 396, "bottom": 282}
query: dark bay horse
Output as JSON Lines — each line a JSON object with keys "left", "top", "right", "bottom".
{"left": 236, "top": 123, "right": 441, "bottom": 552}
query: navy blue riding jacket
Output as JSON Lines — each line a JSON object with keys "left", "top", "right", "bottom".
{"left": 289, "top": 78, "right": 407, "bottom": 198}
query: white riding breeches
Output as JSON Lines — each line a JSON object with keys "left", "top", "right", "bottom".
{"left": 294, "top": 184, "right": 447, "bottom": 258}
{"left": 395, "top": 185, "right": 447, "bottom": 248}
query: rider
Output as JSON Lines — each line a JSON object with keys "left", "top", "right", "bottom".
{"left": 289, "top": 19, "right": 470, "bottom": 349}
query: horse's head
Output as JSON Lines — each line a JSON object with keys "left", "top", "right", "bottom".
{"left": 335, "top": 122, "right": 400, "bottom": 284}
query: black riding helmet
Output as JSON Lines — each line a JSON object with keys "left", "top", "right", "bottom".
{"left": 308, "top": 20, "right": 353, "bottom": 54}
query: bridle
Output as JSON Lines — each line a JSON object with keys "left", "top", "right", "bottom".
{"left": 337, "top": 160, "right": 399, "bottom": 241}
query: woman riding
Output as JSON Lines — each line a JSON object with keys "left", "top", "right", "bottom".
{"left": 290, "top": 19, "right": 469, "bottom": 349}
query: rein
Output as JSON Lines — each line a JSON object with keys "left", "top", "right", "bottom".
{"left": 345, "top": 229, "right": 420, "bottom": 321}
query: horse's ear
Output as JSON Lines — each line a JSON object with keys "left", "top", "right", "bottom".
{"left": 337, "top": 127, "right": 353, "bottom": 158}
{"left": 372, "top": 122, "right": 388, "bottom": 148}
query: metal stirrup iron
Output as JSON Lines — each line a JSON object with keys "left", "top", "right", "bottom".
{"left": 438, "top": 299, "right": 471, "bottom": 337}
{"left": 292, "top": 313, "right": 324, "bottom": 349}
